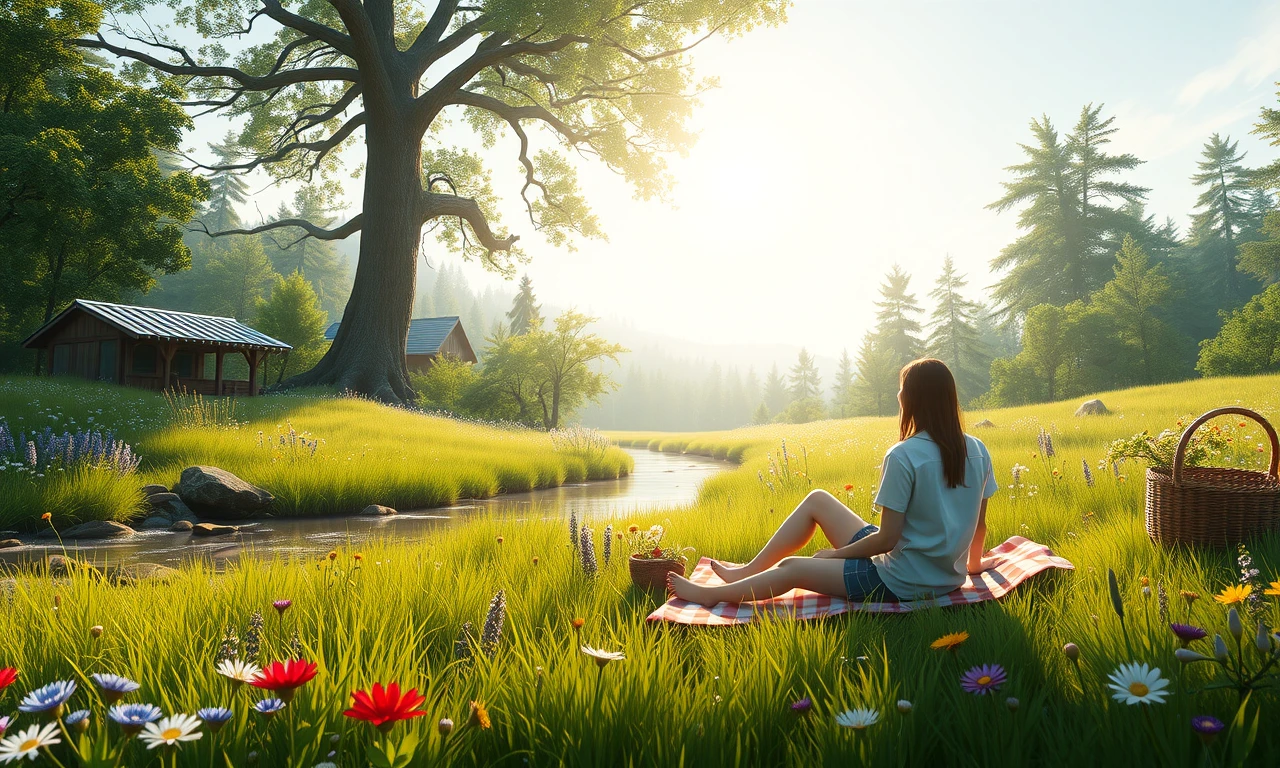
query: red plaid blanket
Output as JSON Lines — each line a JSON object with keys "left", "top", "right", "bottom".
{"left": 646, "top": 536, "right": 1073, "bottom": 626}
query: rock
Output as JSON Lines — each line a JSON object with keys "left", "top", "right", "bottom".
{"left": 109, "top": 563, "right": 178, "bottom": 585}
{"left": 1075, "top": 399, "right": 1110, "bottom": 417}
{"left": 175, "top": 466, "right": 273, "bottom": 519}
{"left": 147, "top": 493, "right": 198, "bottom": 523}
{"left": 141, "top": 484, "right": 170, "bottom": 498}
{"left": 0, "top": 539, "right": 20, "bottom": 549}
{"left": 46, "top": 555, "right": 102, "bottom": 580}
{"left": 138, "top": 516, "right": 172, "bottom": 531}
{"left": 169, "top": 520, "right": 194, "bottom": 532}
{"left": 192, "top": 522, "right": 239, "bottom": 537}
{"left": 39, "top": 520, "right": 135, "bottom": 540}
{"left": 973, "top": 419, "right": 996, "bottom": 428}
{"left": 361, "top": 504, "right": 397, "bottom": 516}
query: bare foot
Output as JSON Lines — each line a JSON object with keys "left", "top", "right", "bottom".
{"left": 670, "top": 573, "right": 722, "bottom": 607}
{"left": 710, "top": 560, "right": 749, "bottom": 583}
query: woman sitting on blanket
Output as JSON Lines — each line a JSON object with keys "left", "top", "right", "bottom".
{"left": 670, "top": 358, "right": 997, "bottom": 607}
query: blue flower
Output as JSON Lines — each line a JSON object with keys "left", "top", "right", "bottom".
{"left": 196, "top": 707, "right": 234, "bottom": 733}
{"left": 91, "top": 673, "right": 140, "bottom": 703}
{"left": 108, "top": 703, "right": 163, "bottom": 734}
{"left": 252, "top": 698, "right": 286, "bottom": 717}
{"left": 64, "top": 710, "right": 90, "bottom": 726}
{"left": 19, "top": 680, "right": 77, "bottom": 714}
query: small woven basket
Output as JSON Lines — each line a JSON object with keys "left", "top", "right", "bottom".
{"left": 628, "top": 555, "right": 684, "bottom": 590}
{"left": 1145, "top": 406, "right": 1280, "bottom": 547}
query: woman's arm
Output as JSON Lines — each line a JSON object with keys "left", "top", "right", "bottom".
{"left": 966, "top": 499, "right": 989, "bottom": 575}
{"left": 815, "top": 507, "right": 905, "bottom": 560}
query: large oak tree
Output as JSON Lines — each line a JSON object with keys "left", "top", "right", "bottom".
{"left": 79, "top": 0, "right": 786, "bottom": 401}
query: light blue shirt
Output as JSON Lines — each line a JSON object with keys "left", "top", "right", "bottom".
{"left": 870, "top": 433, "right": 997, "bottom": 600}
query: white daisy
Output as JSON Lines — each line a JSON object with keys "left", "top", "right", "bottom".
{"left": 580, "top": 646, "right": 626, "bottom": 668}
{"left": 0, "top": 722, "right": 62, "bottom": 763}
{"left": 138, "top": 714, "right": 203, "bottom": 750}
{"left": 1106, "top": 662, "right": 1170, "bottom": 706}
{"left": 835, "top": 708, "right": 880, "bottom": 730}
{"left": 216, "top": 659, "right": 261, "bottom": 686}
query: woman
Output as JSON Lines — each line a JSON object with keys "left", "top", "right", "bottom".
{"left": 669, "top": 358, "right": 997, "bottom": 607}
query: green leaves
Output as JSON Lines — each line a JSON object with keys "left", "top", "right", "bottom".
{"left": 365, "top": 731, "right": 420, "bottom": 768}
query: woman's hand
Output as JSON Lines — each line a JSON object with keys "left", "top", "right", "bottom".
{"left": 812, "top": 548, "right": 840, "bottom": 559}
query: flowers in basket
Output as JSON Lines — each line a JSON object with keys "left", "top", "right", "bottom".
{"left": 624, "top": 524, "right": 686, "bottom": 562}
{"left": 1104, "top": 416, "right": 1244, "bottom": 469}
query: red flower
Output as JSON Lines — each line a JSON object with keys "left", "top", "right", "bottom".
{"left": 651, "top": 548, "right": 663, "bottom": 558}
{"left": 343, "top": 682, "right": 427, "bottom": 732}
{"left": 250, "top": 659, "right": 318, "bottom": 702}
{"left": 0, "top": 667, "right": 16, "bottom": 691}
{"left": 843, "top": 484, "right": 854, "bottom": 491}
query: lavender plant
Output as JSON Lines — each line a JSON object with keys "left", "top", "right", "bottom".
{"left": 0, "top": 419, "right": 141, "bottom": 477}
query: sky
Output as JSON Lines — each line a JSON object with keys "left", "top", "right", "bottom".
{"left": 183, "top": 0, "right": 1280, "bottom": 360}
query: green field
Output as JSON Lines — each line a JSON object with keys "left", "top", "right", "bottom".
{"left": 2, "top": 374, "right": 1280, "bottom": 765}
{"left": 0, "top": 376, "right": 633, "bottom": 530}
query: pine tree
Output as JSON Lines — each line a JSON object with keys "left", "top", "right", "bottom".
{"left": 257, "top": 272, "right": 329, "bottom": 383}
{"left": 873, "top": 266, "right": 924, "bottom": 365}
{"left": 204, "top": 238, "right": 279, "bottom": 320}
{"left": 1187, "top": 134, "right": 1257, "bottom": 305}
{"left": 266, "top": 185, "right": 350, "bottom": 319}
{"left": 432, "top": 263, "right": 463, "bottom": 317}
{"left": 202, "top": 133, "right": 249, "bottom": 233}
{"left": 831, "top": 349, "right": 855, "bottom": 418}
{"left": 926, "top": 256, "right": 988, "bottom": 401}
{"left": 507, "top": 274, "right": 543, "bottom": 334}
{"left": 1090, "top": 236, "right": 1181, "bottom": 384}
{"left": 762, "top": 363, "right": 788, "bottom": 416}
{"left": 852, "top": 332, "right": 899, "bottom": 416}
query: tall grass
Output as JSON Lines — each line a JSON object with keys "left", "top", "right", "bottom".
{"left": 0, "top": 377, "right": 633, "bottom": 527}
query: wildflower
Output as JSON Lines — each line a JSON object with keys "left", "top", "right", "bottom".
{"left": 480, "top": 590, "right": 506, "bottom": 658}
{"left": 1213, "top": 634, "right": 1230, "bottom": 662}
{"left": 1181, "top": 590, "right": 1200, "bottom": 606}
{"left": 603, "top": 524, "right": 612, "bottom": 566}
{"left": 343, "top": 683, "right": 428, "bottom": 733}
{"left": 1082, "top": 460, "right": 1094, "bottom": 487}
{"left": 64, "top": 710, "right": 90, "bottom": 734}
{"left": 109, "top": 703, "right": 163, "bottom": 735}
{"left": 572, "top": 617, "right": 585, "bottom": 631}
{"left": 352, "top": 553, "right": 363, "bottom": 562}
{"left": 628, "top": 525, "right": 639, "bottom": 533}
{"left": 40, "top": 513, "right": 50, "bottom": 522}
{"left": 569, "top": 510, "right": 579, "bottom": 550}
{"left": 580, "top": 646, "right": 625, "bottom": 668}
{"left": 18, "top": 680, "right": 77, "bottom": 716}
{"left": 790, "top": 697, "right": 812, "bottom": 714}
{"left": 91, "top": 673, "right": 140, "bottom": 704}
{"left": 272, "top": 600, "right": 292, "bottom": 616}
{"left": 1174, "top": 648, "right": 1213, "bottom": 664}
{"left": 1157, "top": 582, "right": 1169, "bottom": 623}
{"left": 216, "top": 625, "right": 239, "bottom": 664}
{"left": 90, "top": 625, "right": 104, "bottom": 639}
{"left": 1005, "top": 697, "right": 1020, "bottom": 712}
{"left": 467, "top": 701, "right": 491, "bottom": 730}
{"left": 243, "top": 611, "right": 265, "bottom": 662}
{"left": 1266, "top": 581, "right": 1280, "bottom": 597}
{"left": 1107, "top": 569, "right": 1124, "bottom": 620}
{"left": 216, "top": 659, "right": 261, "bottom": 688}
{"left": 1256, "top": 622, "right": 1272, "bottom": 654}
{"left": 835, "top": 708, "right": 879, "bottom": 730}
{"left": 532, "top": 556, "right": 539, "bottom": 566}
{"left": 139, "top": 714, "right": 202, "bottom": 750}
{"left": 1169, "top": 623, "right": 1207, "bottom": 647}
{"left": 0, "top": 717, "right": 8, "bottom": 738}
{"left": 252, "top": 699, "right": 287, "bottom": 718}
{"left": 930, "top": 631, "right": 969, "bottom": 652}
{"left": 896, "top": 700, "right": 913, "bottom": 714}
{"left": 1191, "top": 715, "right": 1225, "bottom": 744}
{"left": 250, "top": 659, "right": 318, "bottom": 702}
{"left": 496, "top": 536, "right": 504, "bottom": 544}
{"left": 0, "top": 723, "right": 61, "bottom": 762}
{"left": 438, "top": 718, "right": 454, "bottom": 736}
{"left": 196, "top": 708, "right": 233, "bottom": 733}
{"left": 327, "top": 551, "right": 338, "bottom": 561}
{"left": 1140, "top": 577, "right": 1149, "bottom": 587}
{"left": 843, "top": 484, "right": 854, "bottom": 492}
{"left": 1227, "top": 608, "right": 1243, "bottom": 640}
{"left": 454, "top": 622, "right": 474, "bottom": 662}
{"left": 960, "top": 664, "right": 1007, "bottom": 695}
{"left": 0, "top": 668, "right": 15, "bottom": 692}
{"left": 1106, "top": 663, "right": 1170, "bottom": 706}
{"left": 579, "top": 525, "right": 598, "bottom": 577}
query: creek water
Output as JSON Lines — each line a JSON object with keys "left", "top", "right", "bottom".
{"left": 2, "top": 447, "right": 726, "bottom": 568}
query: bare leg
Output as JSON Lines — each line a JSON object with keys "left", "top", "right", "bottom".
{"left": 712, "top": 490, "right": 868, "bottom": 583}
{"left": 673, "top": 556, "right": 848, "bottom": 606}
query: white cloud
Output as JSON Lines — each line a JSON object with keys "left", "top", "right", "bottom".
{"left": 1178, "top": 7, "right": 1280, "bottom": 107}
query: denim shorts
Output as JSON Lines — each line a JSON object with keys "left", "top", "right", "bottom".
{"left": 843, "top": 524, "right": 897, "bottom": 601}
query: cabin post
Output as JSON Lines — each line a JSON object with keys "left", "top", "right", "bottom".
{"left": 160, "top": 342, "right": 176, "bottom": 392}
{"left": 214, "top": 349, "right": 225, "bottom": 396}
{"left": 247, "top": 350, "right": 260, "bottom": 396}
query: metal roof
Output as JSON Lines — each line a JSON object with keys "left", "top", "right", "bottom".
{"left": 324, "top": 316, "right": 463, "bottom": 356}
{"left": 23, "top": 299, "right": 291, "bottom": 350}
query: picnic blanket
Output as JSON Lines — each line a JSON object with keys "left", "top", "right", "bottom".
{"left": 646, "top": 536, "right": 1073, "bottom": 626}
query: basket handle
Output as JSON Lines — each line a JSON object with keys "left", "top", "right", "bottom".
{"left": 1171, "top": 406, "right": 1280, "bottom": 486}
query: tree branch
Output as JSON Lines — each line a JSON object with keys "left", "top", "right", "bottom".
{"left": 449, "top": 89, "right": 586, "bottom": 144}
{"left": 189, "top": 215, "right": 364, "bottom": 242}
{"left": 191, "top": 112, "right": 367, "bottom": 174}
{"left": 408, "top": 8, "right": 489, "bottom": 78}
{"left": 421, "top": 191, "right": 518, "bottom": 252}
{"left": 259, "top": 0, "right": 355, "bottom": 57}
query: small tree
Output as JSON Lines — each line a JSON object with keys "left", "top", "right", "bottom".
{"left": 762, "top": 364, "right": 789, "bottom": 416}
{"left": 507, "top": 275, "right": 543, "bottom": 335}
{"left": 830, "top": 349, "right": 855, "bottom": 418}
{"left": 413, "top": 354, "right": 479, "bottom": 410}
{"left": 787, "top": 348, "right": 822, "bottom": 402}
{"left": 1090, "top": 235, "right": 1182, "bottom": 384}
{"left": 852, "top": 332, "right": 899, "bottom": 417}
{"left": 1017, "top": 303, "right": 1070, "bottom": 402}
{"left": 206, "top": 238, "right": 280, "bottom": 320}
{"left": 874, "top": 266, "right": 924, "bottom": 365}
{"left": 1196, "top": 284, "right": 1280, "bottom": 376}
{"left": 535, "top": 311, "right": 627, "bottom": 429}
{"left": 256, "top": 271, "right": 330, "bottom": 383}
{"left": 926, "top": 256, "right": 988, "bottom": 401}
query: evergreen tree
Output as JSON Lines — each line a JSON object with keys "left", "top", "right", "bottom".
{"left": 1090, "top": 236, "right": 1182, "bottom": 384}
{"left": 787, "top": 348, "right": 822, "bottom": 401}
{"left": 507, "top": 274, "right": 543, "bottom": 334}
{"left": 204, "top": 238, "right": 279, "bottom": 319}
{"left": 1196, "top": 283, "right": 1280, "bottom": 376}
{"left": 256, "top": 272, "right": 329, "bottom": 383}
{"left": 762, "top": 364, "right": 788, "bottom": 416}
{"left": 852, "top": 332, "right": 899, "bottom": 417}
{"left": 926, "top": 256, "right": 987, "bottom": 401}
{"left": 202, "top": 134, "right": 248, "bottom": 234}
{"left": 701, "top": 363, "right": 724, "bottom": 429}
{"left": 1187, "top": 134, "right": 1258, "bottom": 307}
{"left": 831, "top": 349, "right": 855, "bottom": 418}
{"left": 873, "top": 266, "right": 924, "bottom": 365}
{"left": 266, "top": 185, "right": 350, "bottom": 318}
{"left": 751, "top": 402, "right": 772, "bottom": 426}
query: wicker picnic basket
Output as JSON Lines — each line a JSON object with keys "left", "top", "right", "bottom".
{"left": 1145, "top": 406, "right": 1280, "bottom": 547}
{"left": 628, "top": 555, "right": 684, "bottom": 590}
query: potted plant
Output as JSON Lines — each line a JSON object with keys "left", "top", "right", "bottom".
{"left": 625, "top": 524, "right": 688, "bottom": 590}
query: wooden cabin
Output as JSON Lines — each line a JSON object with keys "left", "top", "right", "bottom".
{"left": 22, "top": 299, "right": 291, "bottom": 396}
{"left": 323, "top": 316, "right": 476, "bottom": 373}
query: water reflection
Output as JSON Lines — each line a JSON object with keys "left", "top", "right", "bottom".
{"left": 2, "top": 448, "right": 725, "bottom": 568}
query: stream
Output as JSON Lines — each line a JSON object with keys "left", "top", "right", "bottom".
{"left": 2, "top": 447, "right": 727, "bottom": 568}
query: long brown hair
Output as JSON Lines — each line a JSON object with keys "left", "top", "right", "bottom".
{"left": 898, "top": 358, "right": 967, "bottom": 488}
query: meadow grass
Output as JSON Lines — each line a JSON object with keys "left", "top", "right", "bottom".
{"left": 0, "top": 376, "right": 633, "bottom": 529}
{"left": 2, "top": 374, "right": 1280, "bottom": 765}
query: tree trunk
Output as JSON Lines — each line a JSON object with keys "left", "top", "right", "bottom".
{"left": 282, "top": 117, "right": 421, "bottom": 402}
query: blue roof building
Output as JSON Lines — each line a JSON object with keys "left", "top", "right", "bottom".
{"left": 323, "top": 316, "right": 477, "bottom": 372}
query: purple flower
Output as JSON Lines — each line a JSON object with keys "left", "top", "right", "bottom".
{"left": 1192, "top": 715, "right": 1225, "bottom": 743}
{"left": 790, "top": 697, "right": 812, "bottom": 714}
{"left": 1169, "top": 623, "right": 1208, "bottom": 647}
{"left": 0, "top": 715, "right": 10, "bottom": 737}
{"left": 272, "top": 599, "right": 292, "bottom": 616}
{"left": 960, "top": 664, "right": 1007, "bottom": 696}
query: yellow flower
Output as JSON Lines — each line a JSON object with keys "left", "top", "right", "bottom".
{"left": 930, "top": 631, "right": 969, "bottom": 652}
{"left": 467, "top": 700, "right": 491, "bottom": 730}
{"left": 1214, "top": 584, "right": 1252, "bottom": 605}
{"left": 1180, "top": 590, "right": 1199, "bottom": 605}
{"left": 1264, "top": 581, "right": 1280, "bottom": 597}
